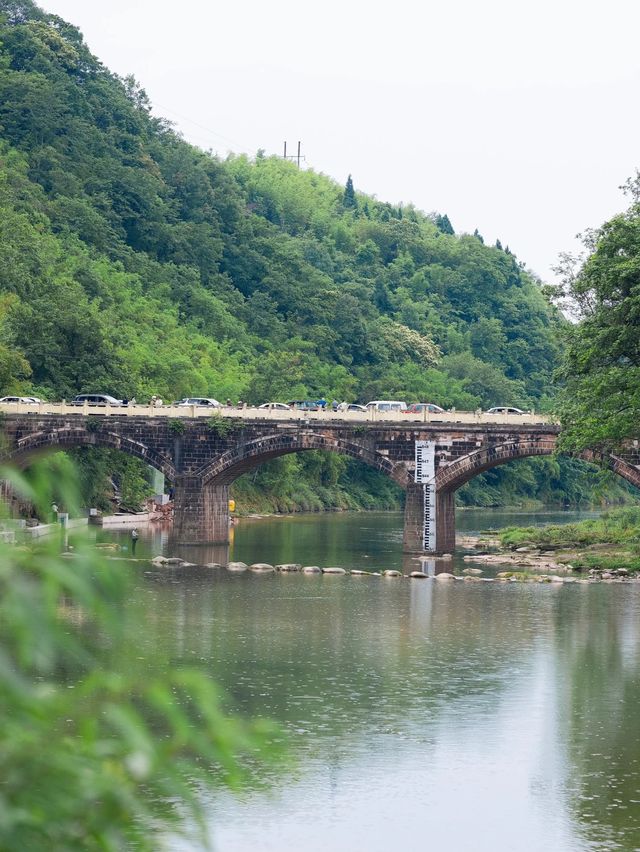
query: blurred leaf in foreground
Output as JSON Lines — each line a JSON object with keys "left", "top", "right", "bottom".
{"left": 0, "top": 461, "right": 284, "bottom": 851}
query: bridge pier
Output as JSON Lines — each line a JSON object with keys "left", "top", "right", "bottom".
{"left": 172, "top": 476, "right": 230, "bottom": 544}
{"left": 402, "top": 484, "right": 456, "bottom": 555}
{"left": 436, "top": 490, "right": 456, "bottom": 554}
{"left": 403, "top": 483, "right": 426, "bottom": 553}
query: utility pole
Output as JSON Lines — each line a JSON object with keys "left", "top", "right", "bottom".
{"left": 282, "top": 140, "right": 305, "bottom": 169}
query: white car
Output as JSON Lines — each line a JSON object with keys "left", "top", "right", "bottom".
{"left": 71, "top": 394, "right": 125, "bottom": 406}
{"left": 0, "top": 396, "right": 43, "bottom": 404}
{"left": 175, "top": 397, "right": 221, "bottom": 407}
{"left": 258, "top": 402, "right": 291, "bottom": 410}
{"left": 486, "top": 406, "right": 524, "bottom": 415}
{"left": 365, "top": 400, "right": 407, "bottom": 412}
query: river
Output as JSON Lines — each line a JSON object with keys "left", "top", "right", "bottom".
{"left": 90, "top": 509, "right": 640, "bottom": 851}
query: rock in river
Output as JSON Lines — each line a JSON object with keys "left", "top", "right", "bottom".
{"left": 302, "top": 566, "right": 322, "bottom": 574}
{"left": 276, "top": 563, "right": 301, "bottom": 572}
{"left": 383, "top": 570, "right": 402, "bottom": 578}
{"left": 435, "top": 572, "right": 456, "bottom": 581}
{"left": 250, "top": 563, "right": 275, "bottom": 573}
{"left": 227, "top": 561, "right": 248, "bottom": 572}
{"left": 322, "top": 566, "right": 346, "bottom": 575}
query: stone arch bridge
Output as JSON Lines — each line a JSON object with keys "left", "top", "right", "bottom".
{"left": 3, "top": 412, "right": 640, "bottom": 553}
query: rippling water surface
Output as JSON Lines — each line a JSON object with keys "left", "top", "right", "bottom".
{"left": 96, "top": 510, "right": 640, "bottom": 851}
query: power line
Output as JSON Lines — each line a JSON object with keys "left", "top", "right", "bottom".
{"left": 149, "top": 101, "right": 311, "bottom": 171}
{"left": 151, "top": 101, "right": 254, "bottom": 155}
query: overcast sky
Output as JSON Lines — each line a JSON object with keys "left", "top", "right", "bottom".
{"left": 43, "top": 0, "right": 640, "bottom": 282}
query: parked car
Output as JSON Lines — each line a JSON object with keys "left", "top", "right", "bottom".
{"left": 486, "top": 406, "right": 524, "bottom": 415}
{"left": 365, "top": 400, "right": 407, "bottom": 412}
{"left": 288, "top": 400, "right": 320, "bottom": 411}
{"left": 258, "top": 402, "right": 291, "bottom": 410}
{"left": 345, "top": 403, "right": 367, "bottom": 412}
{"left": 174, "top": 397, "right": 221, "bottom": 407}
{"left": 0, "top": 396, "right": 43, "bottom": 404}
{"left": 71, "top": 394, "right": 125, "bottom": 406}
{"left": 404, "top": 403, "right": 445, "bottom": 414}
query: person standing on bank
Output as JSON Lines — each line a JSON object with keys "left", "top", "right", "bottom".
{"left": 131, "top": 527, "right": 139, "bottom": 555}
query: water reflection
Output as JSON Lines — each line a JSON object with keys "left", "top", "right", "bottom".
{"left": 167, "top": 539, "right": 230, "bottom": 566}
{"left": 83, "top": 509, "right": 640, "bottom": 851}
{"left": 553, "top": 588, "right": 640, "bottom": 851}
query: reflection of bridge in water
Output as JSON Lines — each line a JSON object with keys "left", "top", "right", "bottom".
{"left": 3, "top": 406, "right": 640, "bottom": 554}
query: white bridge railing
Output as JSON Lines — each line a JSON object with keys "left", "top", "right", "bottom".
{"left": 0, "top": 401, "right": 554, "bottom": 426}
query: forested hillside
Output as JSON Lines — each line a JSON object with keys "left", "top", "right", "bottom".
{"left": 0, "top": 0, "right": 630, "bottom": 510}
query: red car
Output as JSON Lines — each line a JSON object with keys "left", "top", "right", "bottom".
{"left": 404, "top": 403, "right": 445, "bottom": 414}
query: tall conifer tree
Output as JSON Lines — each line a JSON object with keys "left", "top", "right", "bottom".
{"left": 343, "top": 174, "right": 357, "bottom": 210}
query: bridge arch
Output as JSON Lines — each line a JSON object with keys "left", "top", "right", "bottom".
{"left": 578, "top": 450, "right": 640, "bottom": 492}
{"left": 7, "top": 425, "right": 176, "bottom": 480}
{"left": 197, "top": 431, "right": 408, "bottom": 488}
{"left": 435, "top": 438, "right": 557, "bottom": 493}
{"left": 435, "top": 438, "right": 640, "bottom": 494}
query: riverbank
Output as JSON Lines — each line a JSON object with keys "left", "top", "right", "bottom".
{"left": 466, "top": 506, "right": 640, "bottom": 577}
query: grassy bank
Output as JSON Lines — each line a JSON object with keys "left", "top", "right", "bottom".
{"left": 497, "top": 506, "right": 640, "bottom": 574}
{"left": 499, "top": 507, "right": 640, "bottom": 549}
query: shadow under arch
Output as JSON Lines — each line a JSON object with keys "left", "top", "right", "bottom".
{"left": 435, "top": 438, "right": 640, "bottom": 495}
{"left": 5, "top": 424, "right": 176, "bottom": 481}
{"left": 196, "top": 431, "right": 408, "bottom": 488}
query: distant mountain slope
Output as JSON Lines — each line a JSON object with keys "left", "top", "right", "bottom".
{"left": 4, "top": 0, "right": 628, "bottom": 512}
{"left": 0, "top": 0, "right": 561, "bottom": 410}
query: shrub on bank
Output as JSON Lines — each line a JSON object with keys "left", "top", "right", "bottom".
{"left": 499, "top": 507, "right": 640, "bottom": 551}
{"left": 571, "top": 554, "right": 640, "bottom": 573}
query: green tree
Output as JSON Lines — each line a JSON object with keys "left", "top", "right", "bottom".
{"left": 435, "top": 213, "right": 454, "bottom": 235}
{"left": 342, "top": 173, "right": 357, "bottom": 210}
{"left": 555, "top": 176, "right": 640, "bottom": 452}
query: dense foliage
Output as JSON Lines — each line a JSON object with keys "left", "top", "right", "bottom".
{"left": 555, "top": 175, "right": 640, "bottom": 453}
{"left": 0, "top": 459, "right": 281, "bottom": 850}
{"left": 0, "top": 0, "right": 627, "bottom": 510}
{"left": 0, "top": 0, "right": 560, "bottom": 404}
{"left": 457, "top": 455, "right": 633, "bottom": 509}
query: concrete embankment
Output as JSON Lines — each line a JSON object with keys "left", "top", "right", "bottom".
{"left": 21, "top": 518, "right": 88, "bottom": 539}
{"left": 91, "top": 512, "right": 154, "bottom": 527}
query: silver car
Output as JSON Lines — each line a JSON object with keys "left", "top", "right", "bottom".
{"left": 486, "top": 406, "right": 524, "bottom": 415}
{"left": 258, "top": 402, "right": 291, "bottom": 410}
{"left": 175, "top": 397, "right": 221, "bottom": 407}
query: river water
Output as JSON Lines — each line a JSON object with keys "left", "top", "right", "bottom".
{"left": 94, "top": 510, "right": 640, "bottom": 851}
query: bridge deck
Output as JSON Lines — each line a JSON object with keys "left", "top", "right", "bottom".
{"left": 0, "top": 402, "right": 553, "bottom": 426}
